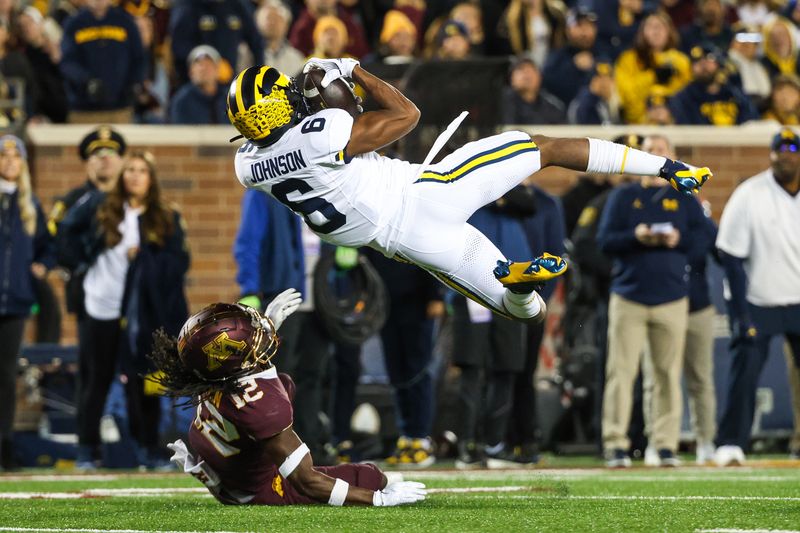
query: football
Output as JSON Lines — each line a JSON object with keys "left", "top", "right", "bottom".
{"left": 302, "top": 67, "right": 362, "bottom": 117}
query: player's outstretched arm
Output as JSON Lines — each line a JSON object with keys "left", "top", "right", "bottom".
{"left": 534, "top": 136, "right": 711, "bottom": 195}
{"left": 265, "top": 427, "right": 426, "bottom": 506}
{"left": 345, "top": 65, "right": 420, "bottom": 158}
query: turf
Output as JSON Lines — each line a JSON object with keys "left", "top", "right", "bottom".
{"left": 0, "top": 461, "right": 799, "bottom": 533}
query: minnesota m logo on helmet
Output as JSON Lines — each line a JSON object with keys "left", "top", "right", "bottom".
{"left": 227, "top": 66, "right": 308, "bottom": 147}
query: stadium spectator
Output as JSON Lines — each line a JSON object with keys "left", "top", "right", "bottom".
{"left": 60, "top": 0, "right": 144, "bottom": 124}
{"left": 760, "top": 17, "right": 800, "bottom": 80}
{"left": 233, "top": 191, "right": 346, "bottom": 465}
{"left": 373, "top": 9, "right": 418, "bottom": 64}
{"left": 644, "top": 87, "right": 676, "bottom": 124}
{"left": 289, "top": 0, "right": 369, "bottom": 59}
{"left": 0, "top": 135, "right": 54, "bottom": 471}
{"left": 567, "top": 134, "right": 645, "bottom": 454}
{"left": 728, "top": 27, "right": 772, "bottom": 109}
{"left": 169, "top": 45, "right": 227, "bottom": 125}
{"left": 432, "top": 19, "right": 472, "bottom": 60}
{"left": 362, "top": 249, "right": 444, "bottom": 468}
{"left": 638, "top": 136, "right": 719, "bottom": 466}
{"left": 615, "top": 11, "right": 691, "bottom": 124}
{"left": 714, "top": 127, "right": 800, "bottom": 466}
{"left": 542, "top": 7, "right": 600, "bottom": 108}
{"left": 501, "top": 57, "right": 565, "bottom": 125}
{"left": 17, "top": 6, "right": 67, "bottom": 123}
{"left": 311, "top": 15, "right": 349, "bottom": 60}
{"left": 450, "top": 2, "right": 486, "bottom": 56}
{"left": 597, "top": 133, "right": 707, "bottom": 467}
{"left": 661, "top": 0, "right": 696, "bottom": 30}
{"left": 0, "top": 17, "right": 39, "bottom": 121}
{"left": 452, "top": 185, "right": 536, "bottom": 469}
{"left": 59, "top": 149, "right": 188, "bottom": 470}
{"left": 51, "top": 126, "right": 125, "bottom": 318}
{"left": 255, "top": 0, "right": 304, "bottom": 77}
{"left": 506, "top": 183, "right": 566, "bottom": 465}
{"left": 498, "top": 0, "right": 566, "bottom": 67}
{"left": 169, "top": 0, "right": 262, "bottom": 86}
{"left": 567, "top": 61, "right": 622, "bottom": 125}
{"left": 561, "top": 171, "right": 616, "bottom": 237}
{"left": 595, "top": 0, "right": 651, "bottom": 60}
{"left": 762, "top": 74, "right": 800, "bottom": 125}
{"left": 679, "top": 0, "right": 735, "bottom": 54}
{"left": 783, "top": 0, "right": 800, "bottom": 26}
{"left": 669, "top": 44, "right": 759, "bottom": 125}
{"left": 131, "top": 10, "right": 167, "bottom": 124}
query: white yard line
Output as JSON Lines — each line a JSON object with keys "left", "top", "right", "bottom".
{"left": 0, "top": 527, "right": 247, "bottom": 533}
{"left": 697, "top": 530, "right": 800, "bottom": 533}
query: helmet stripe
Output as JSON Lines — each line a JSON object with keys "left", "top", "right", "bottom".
{"left": 234, "top": 69, "right": 247, "bottom": 115}
{"left": 239, "top": 66, "right": 260, "bottom": 111}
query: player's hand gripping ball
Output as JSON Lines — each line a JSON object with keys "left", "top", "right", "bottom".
{"left": 303, "top": 67, "right": 363, "bottom": 118}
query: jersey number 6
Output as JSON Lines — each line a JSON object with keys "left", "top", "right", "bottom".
{"left": 271, "top": 178, "right": 346, "bottom": 234}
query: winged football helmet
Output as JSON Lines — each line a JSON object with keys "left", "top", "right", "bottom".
{"left": 227, "top": 65, "right": 309, "bottom": 147}
{"left": 177, "top": 302, "right": 279, "bottom": 382}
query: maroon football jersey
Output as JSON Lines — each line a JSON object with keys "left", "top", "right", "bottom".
{"left": 188, "top": 367, "right": 293, "bottom": 497}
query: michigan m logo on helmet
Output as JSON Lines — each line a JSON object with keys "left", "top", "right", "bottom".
{"left": 227, "top": 66, "right": 307, "bottom": 147}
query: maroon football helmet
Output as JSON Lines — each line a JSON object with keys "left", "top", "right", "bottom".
{"left": 177, "top": 303, "right": 279, "bottom": 382}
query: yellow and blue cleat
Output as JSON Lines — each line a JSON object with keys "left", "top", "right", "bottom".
{"left": 659, "top": 160, "right": 712, "bottom": 195}
{"left": 493, "top": 253, "right": 568, "bottom": 294}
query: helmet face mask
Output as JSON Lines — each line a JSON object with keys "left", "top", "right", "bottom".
{"left": 227, "top": 66, "right": 310, "bottom": 147}
{"left": 177, "top": 303, "right": 280, "bottom": 384}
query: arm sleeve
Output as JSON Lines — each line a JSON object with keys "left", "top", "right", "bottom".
{"left": 59, "top": 20, "right": 91, "bottom": 86}
{"left": 596, "top": 188, "right": 639, "bottom": 254}
{"left": 719, "top": 250, "right": 750, "bottom": 322}
{"left": 33, "top": 201, "right": 56, "bottom": 269}
{"left": 57, "top": 191, "right": 105, "bottom": 270}
{"left": 234, "top": 190, "right": 269, "bottom": 297}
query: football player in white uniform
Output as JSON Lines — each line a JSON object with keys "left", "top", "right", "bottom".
{"left": 228, "top": 60, "right": 711, "bottom": 322}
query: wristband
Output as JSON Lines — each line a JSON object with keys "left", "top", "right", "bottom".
{"left": 328, "top": 478, "right": 349, "bottom": 506}
{"left": 278, "top": 443, "right": 309, "bottom": 478}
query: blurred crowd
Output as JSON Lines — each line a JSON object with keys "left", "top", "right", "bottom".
{"left": 0, "top": 0, "right": 795, "bottom": 125}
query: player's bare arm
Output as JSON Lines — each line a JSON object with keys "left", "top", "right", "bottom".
{"left": 345, "top": 66, "right": 420, "bottom": 158}
{"left": 264, "top": 427, "right": 383, "bottom": 506}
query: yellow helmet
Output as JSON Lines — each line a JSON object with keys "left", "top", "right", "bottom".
{"left": 227, "top": 66, "right": 308, "bottom": 146}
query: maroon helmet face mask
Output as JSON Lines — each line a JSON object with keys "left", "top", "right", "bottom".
{"left": 177, "top": 303, "right": 280, "bottom": 382}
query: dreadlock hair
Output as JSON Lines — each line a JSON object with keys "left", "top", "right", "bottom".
{"left": 148, "top": 328, "right": 247, "bottom": 405}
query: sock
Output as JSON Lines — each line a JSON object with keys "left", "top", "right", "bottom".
{"left": 502, "top": 290, "right": 542, "bottom": 319}
{"left": 587, "top": 138, "right": 668, "bottom": 176}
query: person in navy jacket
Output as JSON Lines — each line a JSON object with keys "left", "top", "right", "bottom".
{"left": 170, "top": 45, "right": 229, "bottom": 125}
{"left": 596, "top": 134, "right": 708, "bottom": 468}
{"left": 60, "top": 0, "right": 144, "bottom": 122}
{"left": 0, "top": 135, "right": 55, "bottom": 470}
{"left": 669, "top": 44, "right": 758, "bottom": 125}
{"left": 451, "top": 185, "right": 537, "bottom": 468}
{"left": 506, "top": 184, "right": 566, "bottom": 464}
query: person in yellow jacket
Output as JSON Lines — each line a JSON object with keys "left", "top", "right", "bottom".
{"left": 615, "top": 11, "right": 691, "bottom": 124}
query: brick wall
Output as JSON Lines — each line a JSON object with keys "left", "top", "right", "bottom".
{"left": 25, "top": 124, "right": 778, "bottom": 345}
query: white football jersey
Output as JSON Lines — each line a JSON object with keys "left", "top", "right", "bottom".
{"left": 234, "top": 108, "right": 419, "bottom": 252}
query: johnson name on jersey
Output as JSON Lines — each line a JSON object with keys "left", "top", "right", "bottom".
{"left": 233, "top": 108, "right": 417, "bottom": 252}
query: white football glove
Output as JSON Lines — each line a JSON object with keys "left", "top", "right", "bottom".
{"left": 303, "top": 57, "right": 360, "bottom": 88}
{"left": 372, "top": 481, "right": 427, "bottom": 507}
{"left": 264, "top": 288, "right": 302, "bottom": 331}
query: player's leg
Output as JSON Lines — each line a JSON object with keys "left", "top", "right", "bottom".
{"left": 395, "top": 223, "right": 545, "bottom": 320}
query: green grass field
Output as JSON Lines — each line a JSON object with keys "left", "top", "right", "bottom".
{"left": 1, "top": 458, "right": 799, "bottom": 533}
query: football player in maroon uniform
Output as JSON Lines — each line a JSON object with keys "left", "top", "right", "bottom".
{"left": 150, "top": 289, "right": 426, "bottom": 507}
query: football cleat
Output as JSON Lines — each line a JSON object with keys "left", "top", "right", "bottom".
{"left": 659, "top": 160, "right": 712, "bottom": 195}
{"left": 493, "top": 253, "right": 568, "bottom": 294}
